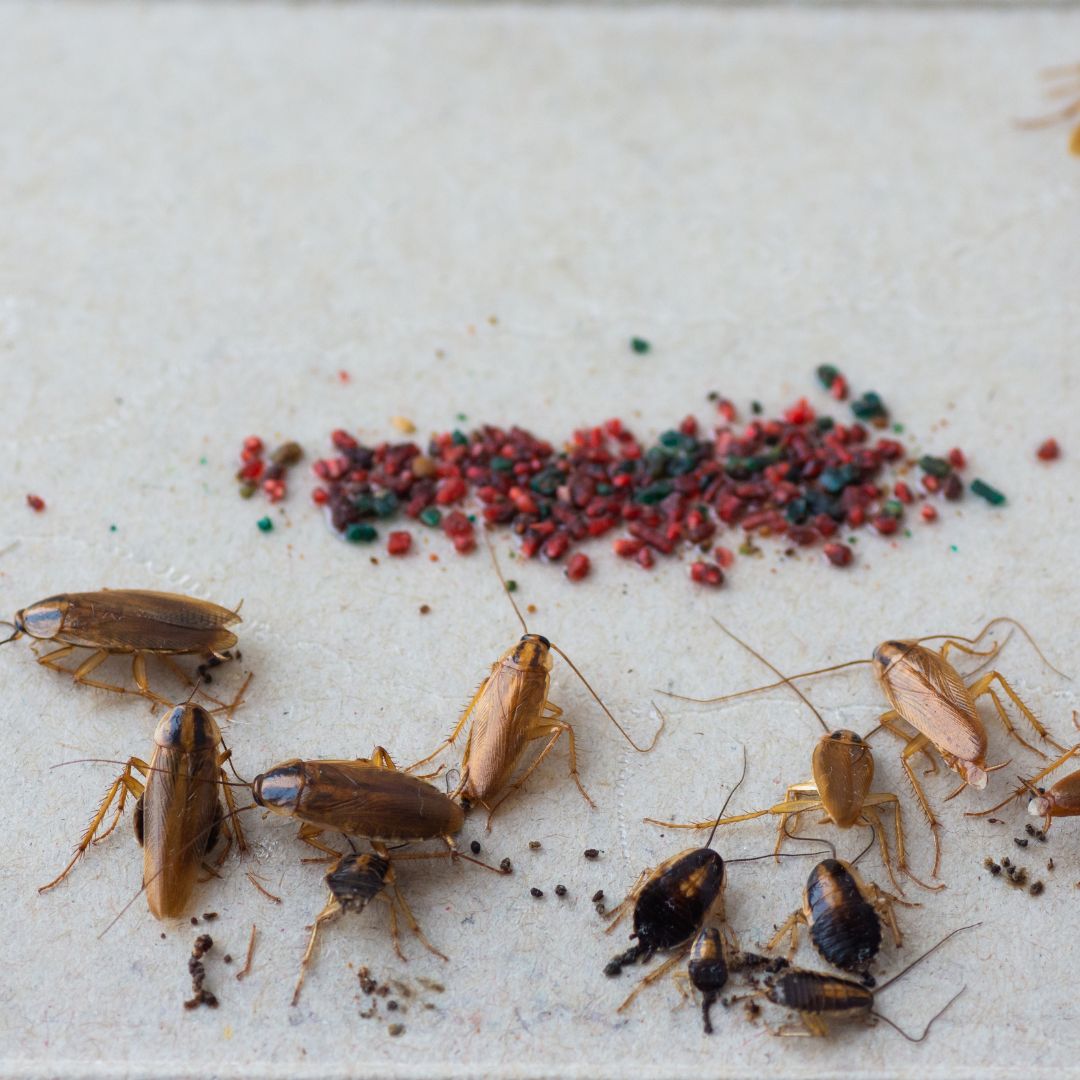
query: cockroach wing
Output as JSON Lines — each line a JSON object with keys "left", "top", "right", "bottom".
{"left": 141, "top": 744, "right": 221, "bottom": 919}
{"left": 53, "top": 591, "right": 240, "bottom": 653}
{"left": 813, "top": 737, "right": 874, "bottom": 829}
{"left": 462, "top": 664, "right": 550, "bottom": 802}
{"left": 881, "top": 647, "right": 984, "bottom": 762}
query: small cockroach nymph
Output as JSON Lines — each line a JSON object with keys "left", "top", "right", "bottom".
{"left": 39, "top": 687, "right": 250, "bottom": 921}
{"left": 0, "top": 589, "right": 244, "bottom": 710}
{"left": 749, "top": 922, "right": 977, "bottom": 1040}
{"left": 411, "top": 531, "right": 663, "bottom": 827}
{"left": 661, "top": 617, "right": 1067, "bottom": 878}
{"left": 290, "top": 837, "right": 483, "bottom": 1007}
{"left": 649, "top": 621, "right": 932, "bottom": 893}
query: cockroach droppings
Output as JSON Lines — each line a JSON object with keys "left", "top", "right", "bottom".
{"left": 470, "top": 840, "right": 481, "bottom": 855}
{"left": 591, "top": 890, "right": 604, "bottom": 904}
{"left": 388, "top": 1023, "right": 405, "bottom": 1037}
{"left": 1030, "top": 881, "right": 1045, "bottom": 897}
{"left": 499, "top": 858, "right": 513, "bottom": 874}
{"left": 530, "top": 887, "right": 544, "bottom": 898}
{"left": 555, "top": 884, "right": 567, "bottom": 897}
{"left": 528, "top": 840, "right": 542, "bottom": 850}
{"left": 584, "top": 848, "right": 600, "bottom": 860}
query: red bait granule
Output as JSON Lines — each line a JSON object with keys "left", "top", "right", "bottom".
{"left": 1037, "top": 438, "right": 1060, "bottom": 462}
{"left": 387, "top": 531, "right": 412, "bottom": 556}
{"left": 26, "top": 494, "right": 45, "bottom": 512}
{"left": 566, "top": 552, "right": 590, "bottom": 581}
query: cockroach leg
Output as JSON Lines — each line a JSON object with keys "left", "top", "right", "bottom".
{"left": 604, "top": 867, "right": 655, "bottom": 935}
{"left": 293, "top": 890, "right": 347, "bottom": 1006}
{"left": 965, "top": 670, "right": 1065, "bottom": 756}
{"left": 897, "top": 732, "right": 944, "bottom": 878}
{"left": 215, "top": 744, "right": 249, "bottom": 854}
{"left": 39, "top": 757, "right": 149, "bottom": 892}
{"left": 296, "top": 823, "right": 346, "bottom": 859}
{"left": 872, "top": 710, "right": 938, "bottom": 772}
{"left": 968, "top": 743, "right": 1080, "bottom": 820}
{"left": 407, "top": 682, "right": 485, "bottom": 773}
{"left": 937, "top": 636, "right": 1002, "bottom": 668}
{"left": 616, "top": 945, "right": 692, "bottom": 1014}
{"left": 767, "top": 910, "right": 806, "bottom": 959}
{"left": 382, "top": 872, "right": 448, "bottom": 963}
{"left": 481, "top": 712, "right": 593, "bottom": 830}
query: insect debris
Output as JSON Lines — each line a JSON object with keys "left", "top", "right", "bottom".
{"left": 1, "top": 590, "right": 246, "bottom": 713}
{"left": 409, "top": 531, "right": 663, "bottom": 828}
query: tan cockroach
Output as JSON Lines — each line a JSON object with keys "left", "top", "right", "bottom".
{"left": 410, "top": 532, "right": 663, "bottom": 826}
{"left": 648, "top": 622, "right": 930, "bottom": 893}
{"left": 0, "top": 590, "right": 243, "bottom": 708}
{"left": 746, "top": 923, "right": 977, "bottom": 1040}
{"left": 39, "top": 688, "right": 250, "bottom": 920}
{"left": 661, "top": 617, "right": 1067, "bottom": 877}
{"left": 249, "top": 747, "right": 507, "bottom": 1004}
{"left": 1018, "top": 63, "right": 1080, "bottom": 155}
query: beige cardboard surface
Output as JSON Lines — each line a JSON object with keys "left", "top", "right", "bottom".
{"left": 1, "top": 3, "right": 1078, "bottom": 1076}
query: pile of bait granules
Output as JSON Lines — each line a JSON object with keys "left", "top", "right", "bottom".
{"left": 238, "top": 371, "right": 1021, "bottom": 585}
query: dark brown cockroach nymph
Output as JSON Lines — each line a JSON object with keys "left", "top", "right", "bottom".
{"left": 411, "top": 532, "right": 663, "bottom": 827}
{"left": 1, "top": 589, "right": 244, "bottom": 709}
{"left": 769, "top": 842, "right": 916, "bottom": 987}
{"left": 746, "top": 922, "right": 977, "bottom": 1039}
{"left": 651, "top": 621, "right": 932, "bottom": 893}
{"left": 661, "top": 617, "right": 1067, "bottom": 879}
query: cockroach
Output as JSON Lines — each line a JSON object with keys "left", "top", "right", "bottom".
{"left": 411, "top": 532, "right": 663, "bottom": 826}
{"left": 683, "top": 927, "right": 787, "bottom": 1034}
{"left": 768, "top": 843, "right": 917, "bottom": 987}
{"left": 251, "top": 747, "right": 470, "bottom": 856}
{"left": 662, "top": 617, "right": 1067, "bottom": 877}
{"left": 1017, "top": 63, "right": 1080, "bottom": 155}
{"left": 290, "top": 837, "right": 494, "bottom": 1006}
{"left": 0, "top": 590, "right": 242, "bottom": 708}
{"left": 39, "top": 694, "right": 248, "bottom": 919}
{"left": 648, "top": 622, "right": 930, "bottom": 893}
{"left": 751, "top": 922, "right": 977, "bottom": 1039}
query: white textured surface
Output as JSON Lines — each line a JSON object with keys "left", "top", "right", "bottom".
{"left": 1, "top": 3, "right": 1079, "bottom": 1077}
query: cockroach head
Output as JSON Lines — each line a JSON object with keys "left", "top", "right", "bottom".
{"left": 872, "top": 640, "right": 912, "bottom": 674}
{"left": 957, "top": 759, "right": 989, "bottom": 790}
{"left": 521, "top": 633, "right": 550, "bottom": 648}
{"left": 154, "top": 702, "right": 220, "bottom": 750}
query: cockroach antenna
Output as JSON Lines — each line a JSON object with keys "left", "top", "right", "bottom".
{"left": 482, "top": 527, "right": 529, "bottom": 636}
{"left": 711, "top": 619, "right": 828, "bottom": 733}
{"left": 705, "top": 746, "right": 747, "bottom": 851}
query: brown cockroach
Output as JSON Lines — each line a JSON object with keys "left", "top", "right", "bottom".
{"left": 662, "top": 617, "right": 1067, "bottom": 877}
{"left": 1017, "top": 63, "right": 1080, "bottom": 155}
{"left": 250, "top": 748, "right": 507, "bottom": 1004}
{"left": 648, "top": 622, "right": 930, "bottom": 893}
{"left": 39, "top": 693, "right": 249, "bottom": 919}
{"left": 748, "top": 922, "right": 976, "bottom": 1039}
{"left": 251, "top": 747, "right": 469, "bottom": 855}
{"left": 410, "top": 532, "right": 663, "bottom": 826}
{"left": 1, "top": 590, "right": 243, "bottom": 708}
